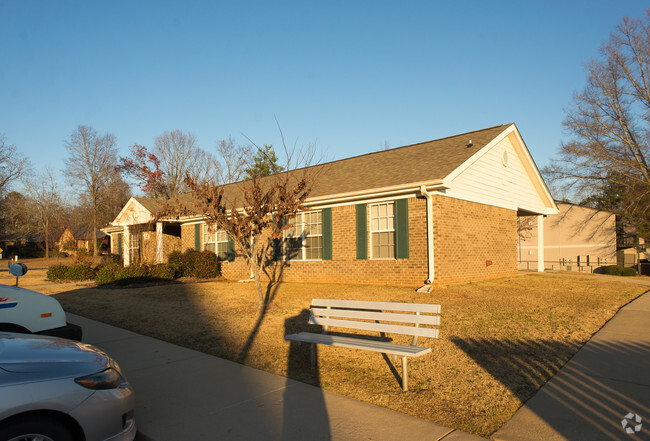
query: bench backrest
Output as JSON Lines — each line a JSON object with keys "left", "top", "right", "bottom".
{"left": 309, "top": 299, "right": 440, "bottom": 339}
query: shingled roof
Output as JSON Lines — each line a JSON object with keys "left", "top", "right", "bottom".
{"left": 134, "top": 123, "right": 512, "bottom": 216}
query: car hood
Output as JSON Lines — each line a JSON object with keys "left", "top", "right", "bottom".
{"left": 0, "top": 333, "right": 109, "bottom": 379}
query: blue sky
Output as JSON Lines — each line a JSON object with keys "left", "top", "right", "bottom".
{"left": 1, "top": 1, "right": 648, "bottom": 186}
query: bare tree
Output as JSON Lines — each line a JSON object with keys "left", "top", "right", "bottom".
{"left": 214, "top": 137, "right": 252, "bottom": 184}
{"left": 544, "top": 11, "right": 650, "bottom": 235}
{"left": 186, "top": 147, "right": 220, "bottom": 186}
{"left": 0, "top": 191, "right": 36, "bottom": 236}
{"left": 154, "top": 130, "right": 219, "bottom": 197}
{"left": 23, "top": 169, "right": 63, "bottom": 258}
{"left": 64, "top": 125, "right": 118, "bottom": 256}
{"left": 0, "top": 134, "right": 31, "bottom": 196}
{"left": 172, "top": 173, "right": 311, "bottom": 309}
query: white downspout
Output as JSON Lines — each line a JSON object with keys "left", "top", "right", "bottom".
{"left": 537, "top": 214, "right": 545, "bottom": 272}
{"left": 419, "top": 185, "right": 435, "bottom": 284}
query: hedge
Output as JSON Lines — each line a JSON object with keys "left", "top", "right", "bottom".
{"left": 47, "top": 264, "right": 96, "bottom": 281}
{"left": 49, "top": 252, "right": 221, "bottom": 286}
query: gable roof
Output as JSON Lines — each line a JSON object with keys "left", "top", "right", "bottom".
{"left": 110, "top": 123, "right": 555, "bottom": 224}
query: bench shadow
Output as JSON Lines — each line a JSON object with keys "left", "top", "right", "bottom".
{"left": 283, "top": 309, "right": 331, "bottom": 439}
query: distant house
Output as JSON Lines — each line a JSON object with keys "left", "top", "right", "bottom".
{"left": 518, "top": 202, "right": 617, "bottom": 272}
{"left": 616, "top": 223, "right": 647, "bottom": 268}
{"left": 103, "top": 123, "right": 558, "bottom": 287}
{"left": 57, "top": 228, "right": 77, "bottom": 254}
{"left": 56, "top": 227, "right": 108, "bottom": 255}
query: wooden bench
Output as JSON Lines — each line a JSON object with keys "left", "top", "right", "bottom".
{"left": 285, "top": 299, "right": 441, "bottom": 391}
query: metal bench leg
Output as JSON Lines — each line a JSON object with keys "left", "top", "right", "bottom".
{"left": 402, "top": 357, "right": 408, "bottom": 391}
{"left": 310, "top": 343, "right": 316, "bottom": 369}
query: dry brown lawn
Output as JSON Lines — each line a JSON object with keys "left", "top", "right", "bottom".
{"left": 32, "top": 268, "right": 646, "bottom": 437}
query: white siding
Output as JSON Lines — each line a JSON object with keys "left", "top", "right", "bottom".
{"left": 445, "top": 136, "right": 548, "bottom": 213}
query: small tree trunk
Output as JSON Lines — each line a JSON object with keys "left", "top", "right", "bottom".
{"left": 248, "top": 238, "right": 265, "bottom": 308}
{"left": 92, "top": 203, "right": 98, "bottom": 257}
{"left": 45, "top": 227, "right": 49, "bottom": 259}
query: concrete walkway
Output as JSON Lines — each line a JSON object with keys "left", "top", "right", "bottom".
{"left": 69, "top": 314, "right": 482, "bottom": 441}
{"left": 494, "top": 288, "right": 650, "bottom": 441}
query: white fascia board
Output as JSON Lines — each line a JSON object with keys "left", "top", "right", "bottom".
{"left": 508, "top": 127, "right": 558, "bottom": 214}
{"left": 304, "top": 179, "right": 446, "bottom": 208}
{"left": 101, "top": 226, "right": 124, "bottom": 234}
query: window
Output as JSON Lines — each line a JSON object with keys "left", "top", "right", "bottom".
{"left": 370, "top": 202, "right": 395, "bottom": 259}
{"left": 283, "top": 211, "right": 323, "bottom": 260}
{"left": 203, "top": 224, "right": 229, "bottom": 261}
{"left": 129, "top": 229, "right": 143, "bottom": 264}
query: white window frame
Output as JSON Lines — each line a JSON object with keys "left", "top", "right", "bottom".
{"left": 370, "top": 202, "right": 395, "bottom": 259}
{"left": 129, "top": 231, "right": 142, "bottom": 264}
{"left": 202, "top": 223, "right": 229, "bottom": 261}
{"left": 283, "top": 211, "right": 323, "bottom": 261}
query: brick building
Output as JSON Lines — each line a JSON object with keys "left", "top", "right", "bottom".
{"left": 103, "top": 123, "right": 557, "bottom": 287}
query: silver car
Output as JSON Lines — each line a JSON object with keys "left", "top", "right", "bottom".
{"left": 0, "top": 332, "right": 136, "bottom": 441}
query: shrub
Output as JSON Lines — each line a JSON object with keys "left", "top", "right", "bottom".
{"left": 603, "top": 265, "right": 624, "bottom": 276}
{"left": 47, "top": 264, "right": 95, "bottom": 281}
{"left": 95, "top": 263, "right": 123, "bottom": 286}
{"left": 116, "top": 264, "right": 150, "bottom": 280}
{"left": 77, "top": 248, "right": 90, "bottom": 257}
{"left": 191, "top": 250, "right": 221, "bottom": 278}
{"left": 150, "top": 264, "right": 177, "bottom": 280}
{"left": 622, "top": 267, "right": 637, "bottom": 277}
{"left": 47, "top": 265, "right": 70, "bottom": 281}
{"left": 167, "top": 251, "right": 185, "bottom": 275}
{"left": 168, "top": 249, "right": 220, "bottom": 278}
{"left": 66, "top": 264, "right": 96, "bottom": 280}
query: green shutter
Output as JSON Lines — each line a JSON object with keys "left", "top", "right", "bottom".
{"left": 194, "top": 224, "right": 201, "bottom": 251}
{"left": 322, "top": 208, "right": 332, "bottom": 260}
{"left": 227, "top": 235, "right": 235, "bottom": 262}
{"left": 117, "top": 234, "right": 122, "bottom": 256}
{"left": 356, "top": 204, "right": 367, "bottom": 260}
{"left": 395, "top": 199, "right": 409, "bottom": 259}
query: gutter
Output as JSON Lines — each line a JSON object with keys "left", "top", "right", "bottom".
{"left": 304, "top": 180, "right": 447, "bottom": 207}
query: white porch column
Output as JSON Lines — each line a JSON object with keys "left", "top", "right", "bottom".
{"left": 156, "top": 222, "right": 163, "bottom": 264}
{"left": 123, "top": 226, "right": 131, "bottom": 266}
{"left": 537, "top": 215, "right": 544, "bottom": 272}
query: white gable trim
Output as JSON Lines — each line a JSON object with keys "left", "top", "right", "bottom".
{"left": 443, "top": 125, "right": 513, "bottom": 184}
{"left": 443, "top": 124, "right": 557, "bottom": 215}
{"left": 112, "top": 197, "right": 155, "bottom": 226}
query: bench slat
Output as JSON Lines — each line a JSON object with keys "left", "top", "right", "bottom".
{"left": 311, "top": 307, "right": 440, "bottom": 325}
{"left": 312, "top": 299, "right": 441, "bottom": 314}
{"left": 285, "top": 332, "right": 432, "bottom": 357}
{"left": 309, "top": 317, "right": 439, "bottom": 338}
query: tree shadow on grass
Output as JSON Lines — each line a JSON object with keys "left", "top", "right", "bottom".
{"left": 451, "top": 337, "right": 579, "bottom": 402}
{"left": 453, "top": 337, "right": 650, "bottom": 439}
{"left": 236, "top": 259, "right": 289, "bottom": 364}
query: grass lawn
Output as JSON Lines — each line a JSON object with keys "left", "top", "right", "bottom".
{"left": 44, "top": 271, "right": 648, "bottom": 437}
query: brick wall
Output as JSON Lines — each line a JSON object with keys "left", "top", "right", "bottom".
{"left": 181, "top": 224, "right": 197, "bottom": 252}
{"left": 433, "top": 196, "right": 517, "bottom": 285}
{"left": 182, "top": 196, "right": 518, "bottom": 287}
{"left": 221, "top": 197, "right": 429, "bottom": 286}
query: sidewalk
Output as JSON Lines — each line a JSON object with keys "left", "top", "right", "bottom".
{"left": 493, "top": 289, "right": 650, "bottom": 440}
{"left": 69, "top": 314, "right": 483, "bottom": 441}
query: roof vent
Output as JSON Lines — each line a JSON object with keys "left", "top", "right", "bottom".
{"left": 467, "top": 139, "right": 473, "bottom": 147}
